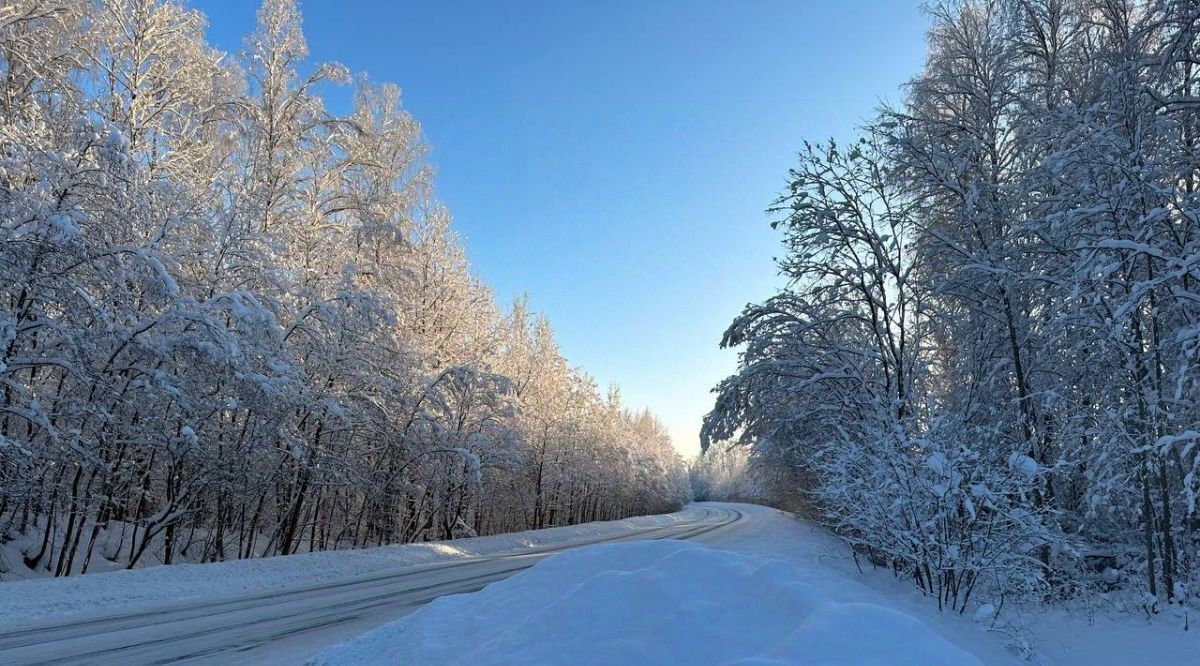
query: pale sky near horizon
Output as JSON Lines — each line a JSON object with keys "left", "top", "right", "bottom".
{"left": 193, "top": 0, "right": 928, "bottom": 458}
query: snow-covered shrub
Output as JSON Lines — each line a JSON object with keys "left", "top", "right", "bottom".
{"left": 815, "top": 417, "right": 1069, "bottom": 612}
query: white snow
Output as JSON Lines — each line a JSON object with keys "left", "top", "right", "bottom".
{"left": 5, "top": 503, "right": 1198, "bottom": 665}
{"left": 311, "top": 503, "right": 1200, "bottom": 666}
{"left": 1006, "top": 452, "right": 1039, "bottom": 479}
{"left": 700, "top": 506, "right": 1199, "bottom": 666}
{"left": 309, "top": 539, "right": 982, "bottom": 666}
{"left": 0, "top": 505, "right": 711, "bottom": 625}
{"left": 972, "top": 603, "right": 997, "bottom": 623}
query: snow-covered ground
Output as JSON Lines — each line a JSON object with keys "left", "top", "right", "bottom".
{"left": 710, "top": 506, "right": 1199, "bottom": 666}
{"left": 2, "top": 503, "right": 1196, "bottom": 665}
{"left": 310, "top": 538, "right": 983, "bottom": 665}
{"left": 0, "top": 505, "right": 712, "bottom": 625}
{"left": 313, "top": 503, "right": 1199, "bottom": 666}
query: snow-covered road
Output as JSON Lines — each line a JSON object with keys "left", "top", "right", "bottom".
{"left": 0, "top": 506, "right": 744, "bottom": 665}
{"left": 6, "top": 503, "right": 1193, "bottom": 665}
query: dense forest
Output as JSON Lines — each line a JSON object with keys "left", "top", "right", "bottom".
{"left": 706, "top": 0, "right": 1200, "bottom": 616}
{"left": 0, "top": 0, "right": 688, "bottom": 579}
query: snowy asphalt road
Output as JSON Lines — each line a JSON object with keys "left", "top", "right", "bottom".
{"left": 0, "top": 506, "right": 744, "bottom": 665}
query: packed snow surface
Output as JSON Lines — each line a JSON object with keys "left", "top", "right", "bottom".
{"left": 310, "top": 539, "right": 982, "bottom": 666}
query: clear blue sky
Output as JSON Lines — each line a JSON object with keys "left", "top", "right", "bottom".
{"left": 193, "top": 0, "right": 928, "bottom": 457}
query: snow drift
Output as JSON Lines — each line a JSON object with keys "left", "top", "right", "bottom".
{"left": 309, "top": 539, "right": 982, "bottom": 665}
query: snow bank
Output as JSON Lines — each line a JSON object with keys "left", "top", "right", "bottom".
{"left": 309, "top": 539, "right": 983, "bottom": 666}
{"left": 0, "top": 506, "right": 709, "bottom": 625}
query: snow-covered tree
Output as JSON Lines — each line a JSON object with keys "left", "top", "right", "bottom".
{"left": 708, "top": 0, "right": 1200, "bottom": 616}
{"left": 0, "top": 0, "right": 687, "bottom": 579}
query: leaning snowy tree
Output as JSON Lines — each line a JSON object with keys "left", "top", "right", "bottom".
{"left": 705, "top": 129, "right": 1064, "bottom": 612}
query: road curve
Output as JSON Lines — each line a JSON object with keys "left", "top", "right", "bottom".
{"left": 0, "top": 506, "right": 743, "bottom": 665}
